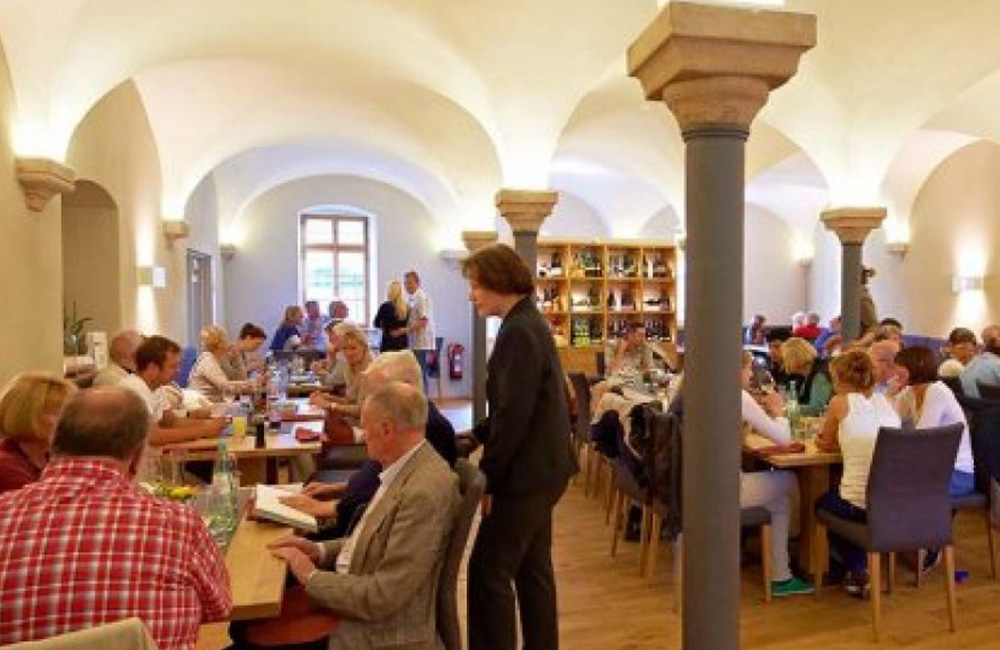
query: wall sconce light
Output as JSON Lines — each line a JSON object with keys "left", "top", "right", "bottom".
{"left": 797, "top": 256, "right": 813, "bottom": 269}
{"left": 439, "top": 248, "right": 467, "bottom": 271}
{"left": 886, "top": 241, "right": 909, "bottom": 259}
{"left": 951, "top": 274, "right": 984, "bottom": 294}
{"left": 162, "top": 220, "right": 190, "bottom": 242}
{"left": 220, "top": 244, "right": 237, "bottom": 260}
{"left": 137, "top": 265, "right": 167, "bottom": 289}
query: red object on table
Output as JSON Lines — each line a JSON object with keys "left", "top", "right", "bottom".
{"left": 294, "top": 427, "right": 324, "bottom": 442}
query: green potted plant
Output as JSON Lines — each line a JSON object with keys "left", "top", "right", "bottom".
{"left": 63, "top": 301, "right": 92, "bottom": 356}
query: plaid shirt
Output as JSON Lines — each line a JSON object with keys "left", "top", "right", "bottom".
{"left": 0, "top": 458, "right": 231, "bottom": 650}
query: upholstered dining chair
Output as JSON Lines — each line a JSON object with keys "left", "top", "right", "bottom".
{"left": 813, "top": 424, "right": 963, "bottom": 641}
{"left": 437, "top": 459, "right": 487, "bottom": 650}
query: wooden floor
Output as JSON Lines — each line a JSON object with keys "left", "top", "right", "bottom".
{"left": 198, "top": 401, "right": 1000, "bottom": 649}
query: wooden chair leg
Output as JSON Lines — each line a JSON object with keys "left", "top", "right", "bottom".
{"left": 813, "top": 522, "right": 826, "bottom": 598}
{"left": 646, "top": 511, "right": 662, "bottom": 579}
{"left": 916, "top": 549, "right": 925, "bottom": 588}
{"left": 944, "top": 544, "right": 958, "bottom": 632}
{"left": 674, "top": 534, "right": 684, "bottom": 615}
{"left": 888, "top": 552, "right": 896, "bottom": 594}
{"left": 610, "top": 488, "right": 624, "bottom": 557}
{"left": 986, "top": 511, "right": 997, "bottom": 581}
{"left": 604, "top": 464, "right": 615, "bottom": 522}
{"left": 869, "top": 552, "right": 882, "bottom": 642}
{"left": 584, "top": 447, "right": 596, "bottom": 498}
{"left": 761, "top": 523, "right": 773, "bottom": 603}
{"left": 638, "top": 503, "right": 651, "bottom": 576}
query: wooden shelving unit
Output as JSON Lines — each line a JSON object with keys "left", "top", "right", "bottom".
{"left": 535, "top": 238, "right": 677, "bottom": 349}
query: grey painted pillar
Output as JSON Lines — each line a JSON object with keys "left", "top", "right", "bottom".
{"left": 462, "top": 230, "right": 498, "bottom": 426}
{"left": 495, "top": 189, "right": 558, "bottom": 273}
{"left": 841, "top": 242, "right": 862, "bottom": 342}
{"left": 821, "top": 207, "right": 886, "bottom": 344}
{"left": 628, "top": 4, "right": 815, "bottom": 649}
{"left": 682, "top": 125, "right": 747, "bottom": 649}
{"left": 512, "top": 231, "right": 538, "bottom": 271}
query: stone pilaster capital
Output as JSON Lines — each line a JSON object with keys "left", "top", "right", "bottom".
{"left": 821, "top": 207, "right": 887, "bottom": 245}
{"left": 15, "top": 157, "right": 76, "bottom": 212}
{"left": 495, "top": 189, "right": 558, "bottom": 233}
{"left": 627, "top": 1, "right": 816, "bottom": 131}
{"left": 461, "top": 230, "right": 498, "bottom": 253}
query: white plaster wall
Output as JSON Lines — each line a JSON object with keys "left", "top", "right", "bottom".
{"left": 742, "top": 205, "right": 809, "bottom": 326}
{"left": 0, "top": 43, "right": 63, "bottom": 384}
{"left": 66, "top": 82, "right": 189, "bottom": 343}
{"left": 808, "top": 221, "right": 843, "bottom": 323}
{"left": 225, "top": 175, "right": 472, "bottom": 398}
{"left": 62, "top": 184, "right": 121, "bottom": 337}
{"left": 863, "top": 140, "right": 1000, "bottom": 336}
{"left": 185, "top": 173, "right": 224, "bottom": 330}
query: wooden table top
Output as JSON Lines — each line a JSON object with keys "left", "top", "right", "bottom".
{"left": 163, "top": 421, "right": 323, "bottom": 460}
{"left": 743, "top": 432, "right": 842, "bottom": 468}
{"left": 226, "top": 518, "right": 291, "bottom": 620}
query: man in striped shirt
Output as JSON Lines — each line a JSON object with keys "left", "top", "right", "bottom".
{"left": 0, "top": 387, "right": 231, "bottom": 650}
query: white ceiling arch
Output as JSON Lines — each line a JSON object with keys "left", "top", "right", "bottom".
{"left": 198, "top": 141, "right": 466, "bottom": 246}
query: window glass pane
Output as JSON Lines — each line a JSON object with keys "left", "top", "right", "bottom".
{"left": 337, "top": 251, "right": 366, "bottom": 299}
{"left": 304, "top": 250, "right": 335, "bottom": 302}
{"left": 338, "top": 219, "right": 366, "bottom": 246}
{"left": 304, "top": 218, "right": 334, "bottom": 245}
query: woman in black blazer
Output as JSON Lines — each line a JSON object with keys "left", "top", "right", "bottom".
{"left": 463, "top": 244, "right": 577, "bottom": 650}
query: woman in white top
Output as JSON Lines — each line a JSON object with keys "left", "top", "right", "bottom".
{"left": 739, "top": 351, "right": 814, "bottom": 596}
{"left": 894, "top": 345, "right": 976, "bottom": 496}
{"left": 188, "top": 325, "right": 254, "bottom": 402}
{"left": 815, "top": 350, "right": 901, "bottom": 595}
{"left": 309, "top": 324, "right": 372, "bottom": 424}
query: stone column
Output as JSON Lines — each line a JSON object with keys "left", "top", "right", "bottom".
{"left": 495, "top": 189, "right": 558, "bottom": 270}
{"left": 629, "top": 4, "right": 815, "bottom": 648}
{"left": 822, "top": 208, "right": 886, "bottom": 343}
{"left": 462, "top": 230, "right": 499, "bottom": 425}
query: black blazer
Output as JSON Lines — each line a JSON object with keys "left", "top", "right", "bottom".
{"left": 474, "top": 297, "right": 578, "bottom": 496}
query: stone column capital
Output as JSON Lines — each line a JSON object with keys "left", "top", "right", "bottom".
{"left": 461, "top": 230, "right": 498, "bottom": 253}
{"left": 627, "top": 1, "right": 816, "bottom": 131}
{"left": 821, "top": 207, "right": 887, "bottom": 245}
{"left": 495, "top": 189, "right": 558, "bottom": 233}
{"left": 15, "top": 157, "right": 76, "bottom": 212}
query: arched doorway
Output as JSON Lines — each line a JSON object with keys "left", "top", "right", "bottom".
{"left": 62, "top": 180, "right": 122, "bottom": 340}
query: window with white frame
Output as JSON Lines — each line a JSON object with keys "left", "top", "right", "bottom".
{"left": 300, "top": 214, "right": 369, "bottom": 323}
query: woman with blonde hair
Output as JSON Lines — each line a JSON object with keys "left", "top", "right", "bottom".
{"left": 0, "top": 372, "right": 75, "bottom": 494}
{"left": 270, "top": 305, "right": 304, "bottom": 351}
{"left": 188, "top": 325, "right": 255, "bottom": 401}
{"left": 781, "top": 336, "right": 833, "bottom": 416}
{"left": 310, "top": 323, "right": 373, "bottom": 423}
{"left": 373, "top": 279, "right": 410, "bottom": 352}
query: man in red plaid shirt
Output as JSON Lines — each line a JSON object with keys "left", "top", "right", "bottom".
{"left": 0, "top": 387, "right": 232, "bottom": 650}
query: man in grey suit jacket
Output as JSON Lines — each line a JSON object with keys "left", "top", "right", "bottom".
{"left": 269, "top": 382, "right": 460, "bottom": 650}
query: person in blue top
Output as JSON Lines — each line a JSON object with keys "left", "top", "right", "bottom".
{"left": 270, "top": 305, "right": 305, "bottom": 352}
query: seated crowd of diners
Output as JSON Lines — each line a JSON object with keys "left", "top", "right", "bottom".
{"left": 0, "top": 284, "right": 457, "bottom": 649}
{"left": 592, "top": 311, "right": 1000, "bottom": 600}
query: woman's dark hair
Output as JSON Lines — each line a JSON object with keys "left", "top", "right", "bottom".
{"left": 239, "top": 323, "right": 267, "bottom": 340}
{"left": 947, "top": 327, "right": 977, "bottom": 346}
{"left": 894, "top": 345, "right": 938, "bottom": 385}
{"left": 462, "top": 244, "right": 534, "bottom": 295}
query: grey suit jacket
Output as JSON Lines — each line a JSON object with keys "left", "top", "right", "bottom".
{"left": 305, "top": 442, "right": 460, "bottom": 650}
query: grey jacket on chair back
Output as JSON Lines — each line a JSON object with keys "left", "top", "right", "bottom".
{"left": 867, "top": 424, "right": 963, "bottom": 551}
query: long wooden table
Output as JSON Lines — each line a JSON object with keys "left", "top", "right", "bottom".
{"left": 743, "top": 431, "right": 842, "bottom": 576}
{"left": 226, "top": 518, "right": 292, "bottom": 620}
{"left": 164, "top": 420, "right": 323, "bottom": 485}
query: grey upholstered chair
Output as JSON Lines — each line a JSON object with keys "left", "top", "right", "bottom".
{"left": 813, "top": 424, "right": 963, "bottom": 641}
{"left": 437, "top": 459, "right": 486, "bottom": 650}
{"left": 639, "top": 410, "right": 773, "bottom": 602}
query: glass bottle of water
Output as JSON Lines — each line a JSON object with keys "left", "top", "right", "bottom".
{"left": 785, "top": 380, "right": 802, "bottom": 440}
{"left": 207, "top": 438, "right": 238, "bottom": 546}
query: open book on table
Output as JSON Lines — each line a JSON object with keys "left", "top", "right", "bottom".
{"left": 253, "top": 484, "right": 318, "bottom": 532}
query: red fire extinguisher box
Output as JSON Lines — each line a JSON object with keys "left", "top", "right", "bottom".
{"left": 447, "top": 343, "right": 465, "bottom": 380}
